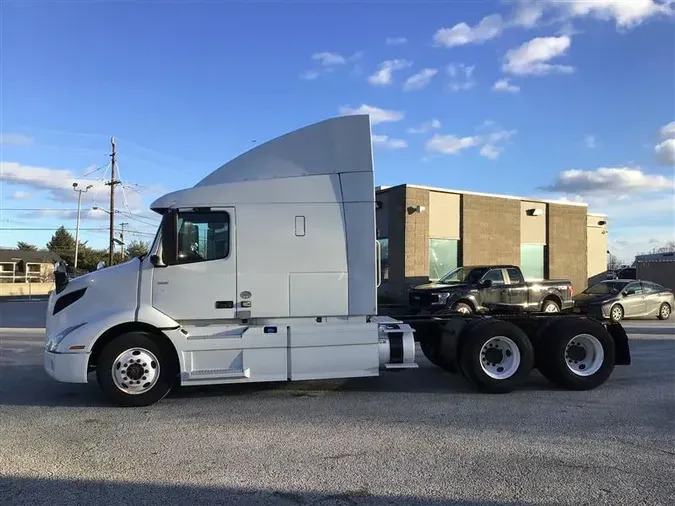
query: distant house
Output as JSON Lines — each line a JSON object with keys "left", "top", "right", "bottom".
{"left": 0, "top": 249, "right": 62, "bottom": 283}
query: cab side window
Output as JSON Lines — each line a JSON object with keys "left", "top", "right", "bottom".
{"left": 483, "top": 269, "right": 505, "bottom": 286}
{"left": 506, "top": 268, "right": 524, "bottom": 284}
{"left": 176, "top": 212, "right": 230, "bottom": 264}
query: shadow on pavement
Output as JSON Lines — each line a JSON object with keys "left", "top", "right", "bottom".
{"left": 0, "top": 475, "right": 534, "bottom": 506}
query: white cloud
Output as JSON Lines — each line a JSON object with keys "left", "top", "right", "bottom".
{"left": 386, "top": 37, "right": 407, "bottom": 45}
{"left": 0, "top": 161, "right": 146, "bottom": 211}
{"left": 403, "top": 68, "right": 438, "bottom": 91}
{"left": 655, "top": 139, "right": 675, "bottom": 165}
{"left": 0, "top": 134, "right": 33, "bottom": 146}
{"left": 339, "top": 104, "right": 404, "bottom": 125}
{"left": 407, "top": 119, "right": 442, "bottom": 134}
{"left": 492, "top": 78, "right": 520, "bottom": 93}
{"left": 367, "top": 59, "right": 412, "bottom": 86}
{"left": 540, "top": 167, "right": 675, "bottom": 194}
{"left": 447, "top": 63, "right": 476, "bottom": 91}
{"left": 20, "top": 208, "right": 111, "bottom": 221}
{"left": 433, "top": 14, "right": 504, "bottom": 47}
{"left": 503, "top": 36, "right": 574, "bottom": 76}
{"left": 560, "top": 0, "right": 674, "bottom": 29}
{"left": 659, "top": 121, "right": 675, "bottom": 138}
{"left": 372, "top": 134, "right": 408, "bottom": 149}
{"left": 11, "top": 190, "right": 32, "bottom": 200}
{"left": 299, "top": 70, "right": 320, "bottom": 80}
{"left": 426, "top": 123, "right": 517, "bottom": 158}
{"left": 480, "top": 144, "right": 504, "bottom": 160}
{"left": 585, "top": 135, "right": 597, "bottom": 148}
{"left": 311, "top": 52, "right": 346, "bottom": 66}
{"left": 512, "top": 0, "right": 547, "bottom": 28}
{"left": 426, "top": 135, "right": 480, "bottom": 154}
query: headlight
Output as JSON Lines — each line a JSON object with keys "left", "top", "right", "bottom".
{"left": 431, "top": 292, "right": 452, "bottom": 305}
{"left": 45, "top": 322, "right": 87, "bottom": 353}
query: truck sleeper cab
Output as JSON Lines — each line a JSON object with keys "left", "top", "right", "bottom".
{"left": 44, "top": 115, "right": 630, "bottom": 407}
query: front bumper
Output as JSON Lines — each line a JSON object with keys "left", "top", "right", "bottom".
{"left": 570, "top": 304, "right": 609, "bottom": 320}
{"left": 44, "top": 351, "right": 90, "bottom": 383}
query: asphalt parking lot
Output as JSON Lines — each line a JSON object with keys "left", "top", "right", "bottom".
{"left": 0, "top": 303, "right": 674, "bottom": 505}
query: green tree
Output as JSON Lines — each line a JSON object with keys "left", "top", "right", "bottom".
{"left": 126, "top": 240, "right": 150, "bottom": 259}
{"left": 17, "top": 241, "right": 38, "bottom": 251}
{"left": 46, "top": 226, "right": 77, "bottom": 265}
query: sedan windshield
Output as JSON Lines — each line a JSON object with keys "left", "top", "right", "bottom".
{"left": 584, "top": 281, "right": 629, "bottom": 295}
{"left": 439, "top": 267, "right": 488, "bottom": 284}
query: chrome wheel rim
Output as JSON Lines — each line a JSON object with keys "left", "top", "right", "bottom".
{"left": 661, "top": 305, "right": 670, "bottom": 318}
{"left": 479, "top": 336, "right": 521, "bottom": 380}
{"left": 456, "top": 305, "right": 471, "bottom": 314}
{"left": 611, "top": 306, "right": 622, "bottom": 321}
{"left": 111, "top": 348, "right": 160, "bottom": 395}
{"left": 565, "top": 333, "right": 604, "bottom": 376}
{"left": 544, "top": 303, "right": 559, "bottom": 313}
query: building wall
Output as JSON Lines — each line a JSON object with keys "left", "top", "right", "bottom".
{"left": 462, "top": 194, "right": 521, "bottom": 265}
{"left": 377, "top": 185, "right": 601, "bottom": 302}
{"left": 520, "top": 201, "right": 547, "bottom": 245}
{"left": 547, "top": 204, "right": 588, "bottom": 293}
{"left": 428, "top": 191, "right": 460, "bottom": 240}
{"left": 587, "top": 214, "right": 608, "bottom": 286}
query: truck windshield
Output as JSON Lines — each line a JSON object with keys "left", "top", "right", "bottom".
{"left": 584, "top": 281, "right": 629, "bottom": 295}
{"left": 439, "top": 267, "right": 488, "bottom": 284}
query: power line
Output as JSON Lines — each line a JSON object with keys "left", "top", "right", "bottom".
{"left": 0, "top": 227, "right": 155, "bottom": 235}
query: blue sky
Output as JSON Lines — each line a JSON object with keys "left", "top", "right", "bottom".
{"left": 1, "top": 0, "right": 674, "bottom": 262}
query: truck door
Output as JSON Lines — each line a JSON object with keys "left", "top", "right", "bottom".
{"left": 480, "top": 268, "right": 509, "bottom": 309}
{"left": 152, "top": 208, "right": 237, "bottom": 321}
{"left": 505, "top": 267, "right": 530, "bottom": 310}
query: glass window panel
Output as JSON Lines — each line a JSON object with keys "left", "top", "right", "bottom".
{"left": 429, "top": 239, "right": 459, "bottom": 280}
{"left": 520, "top": 244, "right": 544, "bottom": 280}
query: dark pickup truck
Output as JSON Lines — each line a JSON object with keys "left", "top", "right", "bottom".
{"left": 408, "top": 264, "right": 574, "bottom": 315}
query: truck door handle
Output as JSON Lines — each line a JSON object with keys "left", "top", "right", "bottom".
{"left": 215, "top": 301, "right": 234, "bottom": 309}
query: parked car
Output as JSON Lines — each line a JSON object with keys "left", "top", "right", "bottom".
{"left": 572, "top": 279, "right": 673, "bottom": 322}
{"left": 407, "top": 265, "right": 574, "bottom": 315}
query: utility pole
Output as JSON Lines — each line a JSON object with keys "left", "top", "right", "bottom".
{"left": 106, "top": 137, "right": 121, "bottom": 266}
{"left": 120, "top": 222, "right": 129, "bottom": 259}
{"left": 72, "top": 182, "right": 93, "bottom": 271}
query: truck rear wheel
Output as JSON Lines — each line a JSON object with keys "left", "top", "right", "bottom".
{"left": 536, "top": 318, "right": 615, "bottom": 390}
{"left": 96, "top": 332, "right": 176, "bottom": 407}
{"left": 458, "top": 319, "right": 534, "bottom": 393}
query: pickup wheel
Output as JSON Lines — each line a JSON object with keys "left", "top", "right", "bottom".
{"left": 541, "top": 299, "right": 560, "bottom": 313}
{"left": 96, "top": 332, "right": 177, "bottom": 407}
{"left": 452, "top": 302, "right": 473, "bottom": 315}
{"left": 536, "top": 318, "right": 615, "bottom": 390}
{"left": 458, "top": 319, "right": 534, "bottom": 393}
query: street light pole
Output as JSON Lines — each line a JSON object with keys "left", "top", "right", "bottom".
{"left": 72, "top": 182, "right": 93, "bottom": 271}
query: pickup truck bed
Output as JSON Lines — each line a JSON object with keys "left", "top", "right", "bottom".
{"left": 408, "top": 264, "right": 574, "bottom": 315}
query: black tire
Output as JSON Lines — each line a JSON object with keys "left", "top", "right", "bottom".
{"left": 541, "top": 299, "right": 560, "bottom": 313}
{"left": 458, "top": 319, "right": 534, "bottom": 393}
{"left": 453, "top": 302, "right": 473, "bottom": 315}
{"left": 657, "top": 303, "right": 671, "bottom": 320}
{"left": 535, "top": 318, "right": 615, "bottom": 390}
{"left": 96, "top": 332, "right": 177, "bottom": 407}
{"left": 609, "top": 304, "right": 624, "bottom": 322}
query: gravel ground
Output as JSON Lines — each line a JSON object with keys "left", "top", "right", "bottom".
{"left": 0, "top": 327, "right": 674, "bottom": 506}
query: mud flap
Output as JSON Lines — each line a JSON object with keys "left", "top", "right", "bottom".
{"left": 605, "top": 322, "right": 631, "bottom": 365}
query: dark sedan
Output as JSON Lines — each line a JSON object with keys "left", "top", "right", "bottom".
{"left": 572, "top": 279, "right": 674, "bottom": 322}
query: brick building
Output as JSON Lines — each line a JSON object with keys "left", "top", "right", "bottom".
{"left": 375, "top": 184, "right": 608, "bottom": 302}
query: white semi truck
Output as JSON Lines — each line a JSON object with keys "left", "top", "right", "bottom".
{"left": 43, "top": 115, "right": 631, "bottom": 407}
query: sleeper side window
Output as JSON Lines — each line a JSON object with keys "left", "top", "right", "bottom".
{"left": 176, "top": 211, "right": 230, "bottom": 264}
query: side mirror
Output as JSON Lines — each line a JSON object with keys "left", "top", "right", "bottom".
{"left": 160, "top": 211, "right": 178, "bottom": 265}
{"left": 482, "top": 279, "right": 493, "bottom": 288}
{"left": 96, "top": 261, "right": 105, "bottom": 270}
{"left": 53, "top": 261, "right": 69, "bottom": 294}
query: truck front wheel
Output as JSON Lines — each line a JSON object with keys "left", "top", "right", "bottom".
{"left": 96, "top": 332, "right": 177, "bottom": 407}
{"left": 458, "top": 320, "right": 534, "bottom": 393}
